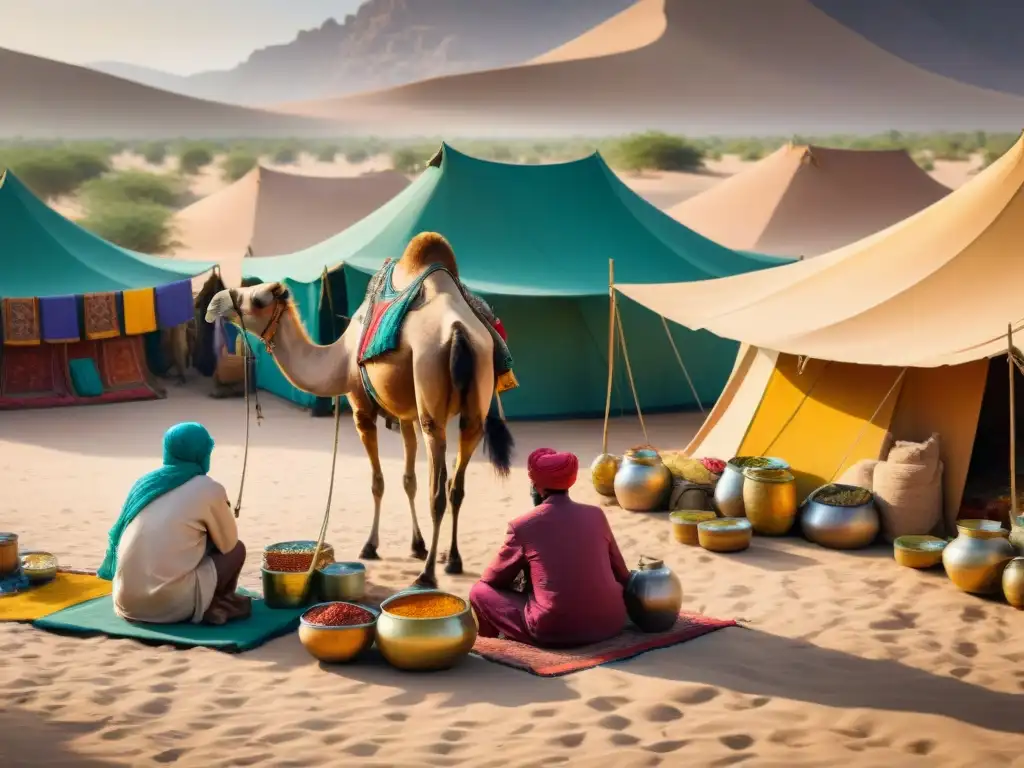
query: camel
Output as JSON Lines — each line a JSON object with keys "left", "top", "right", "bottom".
{"left": 205, "top": 232, "right": 515, "bottom": 588}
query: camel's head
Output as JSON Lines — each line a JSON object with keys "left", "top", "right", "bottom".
{"left": 205, "top": 282, "right": 290, "bottom": 339}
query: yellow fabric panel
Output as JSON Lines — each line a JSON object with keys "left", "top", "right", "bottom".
{"left": 739, "top": 354, "right": 906, "bottom": 500}
{"left": 889, "top": 361, "right": 988, "bottom": 533}
{"left": 0, "top": 572, "right": 112, "bottom": 622}
{"left": 122, "top": 288, "right": 157, "bottom": 335}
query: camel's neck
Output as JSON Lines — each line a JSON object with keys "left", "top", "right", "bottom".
{"left": 265, "top": 306, "right": 352, "bottom": 398}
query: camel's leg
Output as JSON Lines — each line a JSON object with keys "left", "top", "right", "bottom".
{"left": 416, "top": 413, "right": 448, "bottom": 588}
{"left": 354, "top": 408, "right": 385, "bottom": 561}
{"left": 444, "top": 415, "right": 484, "bottom": 575}
{"left": 400, "top": 419, "right": 428, "bottom": 560}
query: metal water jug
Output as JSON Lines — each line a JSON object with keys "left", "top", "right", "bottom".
{"left": 624, "top": 555, "right": 683, "bottom": 633}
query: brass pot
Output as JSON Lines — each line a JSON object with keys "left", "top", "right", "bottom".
{"left": 318, "top": 562, "right": 366, "bottom": 602}
{"left": 1010, "top": 514, "right": 1024, "bottom": 553}
{"left": 613, "top": 448, "right": 673, "bottom": 512}
{"left": 1003, "top": 557, "right": 1024, "bottom": 609}
{"left": 942, "top": 519, "right": 1015, "bottom": 595}
{"left": 893, "top": 535, "right": 947, "bottom": 569}
{"left": 375, "top": 590, "right": 477, "bottom": 671}
{"left": 800, "top": 485, "right": 880, "bottom": 550}
{"left": 624, "top": 556, "right": 683, "bottom": 633}
{"left": 20, "top": 552, "right": 58, "bottom": 584}
{"left": 670, "top": 510, "right": 717, "bottom": 546}
{"left": 698, "top": 518, "right": 753, "bottom": 553}
{"left": 713, "top": 457, "right": 789, "bottom": 518}
{"left": 742, "top": 467, "right": 797, "bottom": 536}
{"left": 298, "top": 602, "right": 379, "bottom": 663}
{"left": 0, "top": 533, "right": 19, "bottom": 577}
{"left": 262, "top": 568, "right": 317, "bottom": 610}
{"left": 590, "top": 453, "right": 621, "bottom": 497}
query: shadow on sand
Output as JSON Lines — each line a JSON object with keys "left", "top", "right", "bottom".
{"left": 0, "top": 708, "right": 120, "bottom": 767}
{"left": 622, "top": 625, "right": 1023, "bottom": 734}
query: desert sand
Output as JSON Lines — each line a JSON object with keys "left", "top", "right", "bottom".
{"left": 280, "top": 0, "right": 1024, "bottom": 136}
{"left": 2, "top": 386, "right": 1023, "bottom": 767}
{"left": 0, "top": 48, "right": 342, "bottom": 140}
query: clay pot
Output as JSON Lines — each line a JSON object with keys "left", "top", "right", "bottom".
{"left": 590, "top": 453, "right": 620, "bottom": 497}
{"left": 1003, "top": 557, "right": 1024, "bottom": 609}
{"left": 713, "top": 457, "right": 789, "bottom": 518}
{"left": 742, "top": 467, "right": 797, "bottom": 535}
{"left": 614, "top": 448, "right": 672, "bottom": 512}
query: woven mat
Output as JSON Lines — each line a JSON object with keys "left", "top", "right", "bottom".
{"left": 472, "top": 612, "right": 736, "bottom": 677}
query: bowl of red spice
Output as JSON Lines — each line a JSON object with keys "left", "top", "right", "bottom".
{"left": 375, "top": 589, "right": 477, "bottom": 672}
{"left": 298, "top": 601, "right": 379, "bottom": 663}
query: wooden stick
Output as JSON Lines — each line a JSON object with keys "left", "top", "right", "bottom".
{"left": 1010, "top": 324, "right": 1017, "bottom": 517}
{"left": 601, "top": 259, "right": 616, "bottom": 454}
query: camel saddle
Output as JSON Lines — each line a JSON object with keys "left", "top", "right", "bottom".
{"left": 357, "top": 259, "right": 517, "bottom": 429}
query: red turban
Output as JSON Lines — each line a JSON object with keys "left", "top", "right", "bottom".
{"left": 527, "top": 448, "right": 579, "bottom": 491}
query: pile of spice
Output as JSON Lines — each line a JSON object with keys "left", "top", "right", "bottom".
{"left": 262, "top": 541, "right": 335, "bottom": 572}
{"left": 813, "top": 484, "right": 873, "bottom": 507}
{"left": 304, "top": 602, "right": 375, "bottom": 627}
{"left": 732, "top": 456, "right": 782, "bottom": 469}
{"left": 385, "top": 593, "right": 466, "bottom": 619}
{"left": 700, "top": 457, "right": 727, "bottom": 476}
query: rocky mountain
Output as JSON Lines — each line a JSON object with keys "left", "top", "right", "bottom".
{"left": 810, "top": 0, "right": 1024, "bottom": 97}
{"left": 87, "top": 0, "right": 635, "bottom": 106}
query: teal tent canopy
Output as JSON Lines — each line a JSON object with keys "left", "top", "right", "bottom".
{"left": 242, "top": 144, "right": 791, "bottom": 418}
{"left": 0, "top": 170, "right": 214, "bottom": 300}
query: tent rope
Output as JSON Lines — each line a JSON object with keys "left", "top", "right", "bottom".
{"left": 615, "top": 302, "right": 649, "bottom": 445}
{"left": 660, "top": 315, "right": 705, "bottom": 414}
{"left": 299, "top": 393, "right": 344, "bottom": 601}
{"left": 759, "top": 360, "right": 830, "bottom": 456}
{"left": 602, "top": 260, "right": 617, "bottom": 454}
{"left": 827, "top": 368, "right": 907, "bottom": 483}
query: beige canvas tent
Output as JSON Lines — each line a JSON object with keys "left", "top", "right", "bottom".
{"left": 669, "top": 144, "right": 950, "bottom": 258}
{"left": 617, "top": 132, "right": 1024, "bottom": 530}
{"left": 169, "top": 166, "right": 409, "bottom": 284}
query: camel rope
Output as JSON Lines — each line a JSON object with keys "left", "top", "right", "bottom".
{"left": 229, "top": 291, "right": 264, "bottom": 518}
{"left": 301, "top": 394, "right": 343, "bottom": 599}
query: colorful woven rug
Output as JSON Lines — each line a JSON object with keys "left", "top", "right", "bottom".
{"left": 83, "top": 293, "right": 120, "bottom": 340}
{"left": 472, "top": 612, "right": 737, "bottom": 677}
{"left": 2, "top": 297, "right": 41, "bottom": 346}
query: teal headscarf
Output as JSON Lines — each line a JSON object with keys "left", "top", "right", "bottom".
{"left": 97, "top": 422, "right": 215, "bottom": 581}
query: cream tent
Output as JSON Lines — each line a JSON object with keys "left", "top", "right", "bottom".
{"left": 669, "top": 144, "right": 950, "bottom": 258}
{"left": 617, "top": 133, "right": 1024, "bottom": 529}
{"left": 169, "top": 166, "right": 409, "bottom": 284}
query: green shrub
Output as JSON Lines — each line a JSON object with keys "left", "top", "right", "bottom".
{"left": 79, "top": 201, "right": 174, "bottom": 254}
{"left": 610, "top": 132, "right": 704, "bottom": 172}
{"left": 344, "top": 147, "right": 368, "bottom": 164}
{"left": 0, "top": 148, "right": 110, "bottom": 199}
{"left": 140, "top": 142, "right": 168, "bottom": 165}
{"left": 178, "top": 145, "right": 213, "bottom": 175}
{"left": 272, "top": 145, "right": 298, "bottom": 165}
{"left": 913, "top": 153, "right": 935, "bottom": 172}
{"left": 79, "top": 170, "right": 187, "bottom": 208}
{"left": 317, "top": 144, "right": 339, "bottom": 162}
{"left": 390, "top": 146, "right": 434, "bottom": 174}
{"left": 221, "top": 150, "right": 258, "bottom": 181}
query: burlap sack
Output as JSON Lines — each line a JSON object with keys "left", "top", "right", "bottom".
{"left": 872, "top": 433, "right": 943, "bottom": 542}
{"left": 836, "top": 459, "right": 879, "bottom": 491}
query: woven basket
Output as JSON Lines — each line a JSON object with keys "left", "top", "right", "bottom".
{"left": 669, "top": 481, "right": 716, "bottom": 512}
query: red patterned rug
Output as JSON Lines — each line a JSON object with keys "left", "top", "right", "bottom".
{"left": 472, "top": 612, "right": 737, "bottom": 677}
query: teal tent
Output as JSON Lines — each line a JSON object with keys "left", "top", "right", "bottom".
{"left": 241, "top": 144, "right": 791, "bottom": 418}
{"left": 0, "top": 170, "right": 215, "bottom": 408}
{"left": 0, "top": 171, "right": 208, "bottom": 298}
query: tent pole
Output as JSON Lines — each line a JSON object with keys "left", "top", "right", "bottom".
{"left": 1009, "top": 324, "right": 1017, "bottom": 518}
{"left": 602, "top": 260, "right": 616, "bottom": 454}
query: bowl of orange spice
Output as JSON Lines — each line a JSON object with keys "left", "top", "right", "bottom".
{"left": 375, "top": 589, "right": 477, "bottom": 671}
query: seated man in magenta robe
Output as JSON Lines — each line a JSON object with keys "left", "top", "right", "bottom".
{"left": 469, "top": 448, "right": 631, "bottom": 647}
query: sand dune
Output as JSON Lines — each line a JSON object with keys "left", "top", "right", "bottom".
{"left": 281, "top": 0, "right": 1024, "bottom": 136}
{"left": 670, "top": 145, "right": 950, "bottom": 257}
{"left": 528, "top": 0, "right": 666, "bottom": 65}
{"left": 169, "top": 166, "right": 410, "bottom": 285}
{"left": 0, "top": 48, "right": 343, "bottom": 139}
{"left": 1, "top": 388, "right": 1023, "bottom": 766}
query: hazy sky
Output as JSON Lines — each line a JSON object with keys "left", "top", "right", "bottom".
{"left": 0, "top": 0, "right": 362, "bottom": 74}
